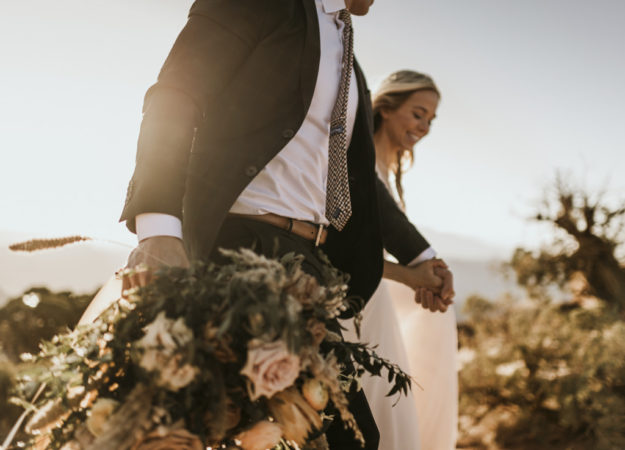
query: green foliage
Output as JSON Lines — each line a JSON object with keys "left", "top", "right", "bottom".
{"left": 329, "top": 340, "right": 411, "bottom": 398}
{"left": 0, "top": 287, "right": 94, "bottom": 444}
{"left": 458, "top": 297, "right": 625, "bottom": 449}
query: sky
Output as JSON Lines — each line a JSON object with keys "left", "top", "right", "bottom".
{"left": 1, "top": 0, "right": 624, "bottom": 260}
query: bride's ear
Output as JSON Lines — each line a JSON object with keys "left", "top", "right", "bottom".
{"left": 379, "top": 107, "right": 391, "bottom": 120}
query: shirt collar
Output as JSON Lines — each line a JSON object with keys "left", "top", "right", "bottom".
{"left": 321, "top": 0, "right": 346, "bottom": 13}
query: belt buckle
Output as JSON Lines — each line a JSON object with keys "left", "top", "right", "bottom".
{"left": 314, "top": 224, "right": 324, "bottom": 247}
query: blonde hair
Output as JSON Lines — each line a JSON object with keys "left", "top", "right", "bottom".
{"left": 373, "top": 70, "right": 440, "bottom": 206}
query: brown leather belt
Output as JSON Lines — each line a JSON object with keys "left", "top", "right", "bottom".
{"left": 228, "top": 213, "right": 328, "bottom": 246}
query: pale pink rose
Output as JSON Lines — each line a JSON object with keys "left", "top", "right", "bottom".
{"left": 235, "top": 421, "right": 282, "bottom": 450}
{"left": 240, "top": 339, "right": 300, "bottom": 400}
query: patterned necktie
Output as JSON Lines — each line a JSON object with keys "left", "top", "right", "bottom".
{"left": 325, "top": 9, "right": 354, "bottom": 231}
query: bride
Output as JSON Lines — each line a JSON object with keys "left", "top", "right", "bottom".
{"left": 344, "top": 70, "right": 458, "bottom": 450}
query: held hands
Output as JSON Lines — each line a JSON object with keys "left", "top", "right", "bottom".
{"left": 408, "top": 259, "right": 454, "bottom": 313}
{"left": 121, "top": 236, "right": 190, "bottom": 295}
{"left": 413, "top": 261, "right": 455, "bottom": 313}
{"left": 384, "top": 259, "right": 455, "bottom": 313}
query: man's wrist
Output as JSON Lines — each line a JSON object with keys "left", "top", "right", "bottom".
{"left": 407, "top": 247, "right": 437, "bottom": 266}
{"left": 136, "top": 213, "right": 183, "bottom": 242}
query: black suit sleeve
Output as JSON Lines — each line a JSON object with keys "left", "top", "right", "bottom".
{"left": 376, "top": 176, "right": 431, "bottom": 265}
{"left": 120, "top": 0, "right": 266, "bottom": 231}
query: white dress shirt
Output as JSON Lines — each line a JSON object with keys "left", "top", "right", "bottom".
{"left": 136, "top": 0, "right": 357, "bottom": 241}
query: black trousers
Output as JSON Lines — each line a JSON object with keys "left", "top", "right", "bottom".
{"left": 210, "top": 217, "right": 380, "bottom": 450}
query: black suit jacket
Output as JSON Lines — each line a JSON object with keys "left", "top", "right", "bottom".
{"left": 120, "top": 0, "right": 430, "bottom": 302}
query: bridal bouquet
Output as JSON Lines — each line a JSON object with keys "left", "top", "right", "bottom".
{"left": 12, "top": 248, "right": 410, "bottom": 450}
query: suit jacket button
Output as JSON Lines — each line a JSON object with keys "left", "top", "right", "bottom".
{"left": 245, "top": 165, "right": 258, "bottom": 177}
{"left": 282, "top": 128, "right": 295, "bottom": 139}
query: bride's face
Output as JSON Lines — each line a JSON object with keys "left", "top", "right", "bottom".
{"left": 381, "top": 89, "right": 439, "bottom": 151}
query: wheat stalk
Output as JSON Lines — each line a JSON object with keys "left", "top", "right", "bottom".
{"left": 9, "top": 236, "right": 92, "bottom": 252}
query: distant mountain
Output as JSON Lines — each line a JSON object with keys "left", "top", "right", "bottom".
{"left": 1, "top": 229, "right": 520, "bottom": 312}
{"left": 445, "top": 257, "right": 521, "bottom": 310}
{"left": 418, "top": 227, "right": 513, "bottom": 261}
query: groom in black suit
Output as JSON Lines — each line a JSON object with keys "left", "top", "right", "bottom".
{"left": 120, "top": 0, "right": 450, "bottom": 447}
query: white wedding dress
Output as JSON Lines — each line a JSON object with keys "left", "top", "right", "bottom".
{"left": 342, "top": 170, "right": 458, "bottom": 450}
{"left": 342, "top": 281, "right": 458, "bottom": 450}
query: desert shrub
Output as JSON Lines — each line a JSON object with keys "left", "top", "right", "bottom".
{"left": 0, "top": 287, "right": 92, "bottom": 362}
{"left": 458, "top": 297, "right": 625, "bottom": 449}
{"left": 0, "top": 360, "right": 23, "bottom": 444}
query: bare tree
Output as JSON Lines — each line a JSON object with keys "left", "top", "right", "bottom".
{"left": 510, "top": 173, "right": 625, "bottom": 308}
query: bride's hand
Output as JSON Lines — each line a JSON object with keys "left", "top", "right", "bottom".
{"left": 122, "top": 236, "right": 190, "bottom": 296}
{"left": 414, "top": 287, "right": 452, "bottom": 313}
{"left": 434, "top": 265, "right": 455, "bottom": 301}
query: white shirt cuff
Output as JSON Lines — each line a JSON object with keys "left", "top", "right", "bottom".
{"left": 407, "top": 247, "right": 437, "bottom": 266}
{"left": 136, "top": 213, "right": 183, "bottom": 242}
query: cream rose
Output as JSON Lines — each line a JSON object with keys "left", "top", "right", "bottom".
{"left": 240, "top": 339, "right": 300, "bottom": 400}
{"left": 86, "top": 398, "right": 119, "bottom": 437}
{"left": 131, "top": 428, "right": 203, "bottom": 450}
{"left": 235, "top": 420, "right": 282, "bottom": 450}
{"left": 137, "top": 311, "right": 193, "bottom": 353}
{"left": 135, "top": 312, "right": 198, "bottom": 391}
{"left": 158, "top": 354, "right": 199, "bottom": 391}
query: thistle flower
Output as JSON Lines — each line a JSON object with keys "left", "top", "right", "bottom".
{"left": 306, "top": 319, "right": 327, "bottom": 347}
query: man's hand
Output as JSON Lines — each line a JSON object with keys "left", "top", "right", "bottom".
{"left": 414, "top": 263, "right": 455, "bottom": 313}
{"left": 414, "top": 288, "right": 452, "bottom": 313}
{"left": 401, "top": 258, "right": 446, "bottom": 291}
{"left": 122, "top": 236, "right": 190, "bottom": 295}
